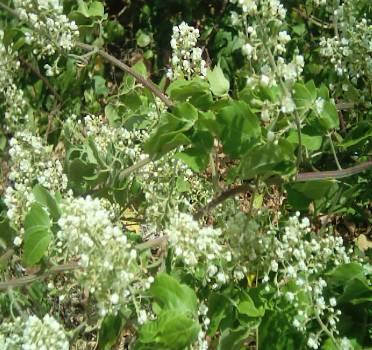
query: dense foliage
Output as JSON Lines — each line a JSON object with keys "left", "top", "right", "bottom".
{"left": 0, "top": 0, "right": 371, "bottom": 349}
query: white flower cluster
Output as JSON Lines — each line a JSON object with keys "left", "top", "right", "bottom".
{"left": 192, "top": 303, "right": 210, "bottom": 350}
{"left": 167, "top": 22, "right": 207, "bottom": 80}
{"left": 319, "top": 18, "right": 371, "bottom": 82}
{"left": 0, "top": 314, "right": 69, "bottom": 350}
{"left": 0, "top": 31, "right": 29, "bottom": 131}
{"left": 231, "top": 0, "right": 304, "bottom": 120}
{"left": 230, "top": 0, "right": 286, "bottom": 21}
{"left": 4, "top": 132, "right": 67, "bottom": 231}
{"left": 313, "top": 0, "right": 371, "bottom": 106}
{"left": 165, "top": 213, "right": 231, "bottom": 286}
{"left": 55, "top": 195, "right": 152, "bottom": 316}
{"left": 65, "top": 114, "right": 147, "bottom": 162}
{"left": 138, "top": 151, "right": 212, "bottom": 232}
{"left": 262, "top": 214, "right": 350, "bottom": 346}
{"left": 13, "top": 0, "right": 79, "bottom": 59}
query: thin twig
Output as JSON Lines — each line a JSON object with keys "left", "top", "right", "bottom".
{"left": 194, "top": 183, "right": 254, "bottom": 220}
{"left": 76, "top": 42, "right": 173, "bottom": 108}
{"left": 295, "top": 160, "right": 372, "bottom": 182}
{"left": 0, "top": 263, "right": 80, "bottom": 290}
{"left": 195, "top": 161, "right": 372, "bottom": 219}
{"left": 0, "top": 236, "right": 168, "bottom": 290}
{"left": 118, "top": 156, "right": 152, "bottom": 180}
{"left": 136, "top": 235, "right": 168, "bottom": 251}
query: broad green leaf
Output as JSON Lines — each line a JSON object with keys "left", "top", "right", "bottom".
{"left": 24, "top": 203, "right": 50, "bottom": 230}
{"left": 217, "top": 327, "right": 251, "bottom": 350}
{"left": 175, "top": 148, "right": 209, "bottom": 172}
{"left": 175, "top": 177, "right": 191, "bottom": 193}
{"left": 167, "top": 78, "right": 213, "bottom": 110}
{"left": 207, "top": 64, "right": 230, "bottom": 96}
{"left": 94, "top": 75, "right": 108, "bottom": 96}
{"left": 318, "top": 101, "right": 339, "bottom": 130}
{"left": 68, "top": 158, "right": 96, "bottom": 183}
{"left": 136, "top": 311, "right": 200, "bottom": 350}
{"left": 88, "top": 1, "right": 105, "bottom": 18}
{"left": 259, "top": 310, "right": 307, "bottom": 350}
{"left": 23, "top": 225, "right": 51, "bottom": 266}
{"left": 239, "top": 140, "right": 296, "bottom": 180}
{"left": 76, "top": 0, "right": 90, "bottom": 17}
{"left": 287, "top": 131, "right": 323, "bottom": 151}
{"left": 208, "top": 293, "right": 231, "bottom": 336}
{"left": 237, "top": 294, "right": 265, "bottom": 318}
{"left": 144, "top": 102, "right": 198, "bottom": 157}
{"left": 339, "top": 278, "right": 371, "bottom": 304}
{"left": 104, "top": 104, "right": 120, "bottom": 126}
{"left": 217, "top": 101, "right": 261, "bottom": 158}
{"left": 98, "top": 313, "right": 125, "bottom": 350}
{"left": 339, "top": 121, "right": 372, "bottom": 148}
{"left": 293, "top": 82, "right": 316, "bottom": 113}
{"left": 286, "top": 180, "right": 339, "bottom": 211}
{"left": 327, "top": 263, "right": 365, "bottom": 286}
{"left": 323, "top": 337, "right": 362, "bottom": 350}
{"left": 149, "top": 273, "right": 198, "bottom": 315}
{"left": 32, "top": 185, "right": 61, "bottom": 221}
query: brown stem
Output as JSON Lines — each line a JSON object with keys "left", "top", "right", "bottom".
{"left": 0, "top": 263, "right": 80, "bottom": 290}
{"left": 195, "top": 161, "right": 372, "bottom": 219}
{"left": 76, "top": 42, "right": 173, "bottom": 108}
{"left": 295, "top": 160, "right": 372, "bottom": 182}
{"left": 194, "top": 183, "right": 254, "bottom": 220}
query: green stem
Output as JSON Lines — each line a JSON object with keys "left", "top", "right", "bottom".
{"left": 327, "top": 133, "right": 342, "bottom": 170}
{"left": 264, "top": 44, "right": 303, "bottom": 165}
{"left": 209, "top": 149, "right": 220, "bottom": 192}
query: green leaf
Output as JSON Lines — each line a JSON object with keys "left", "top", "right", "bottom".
{"left": 293, "top": 82, "right": 316, "bottom": 114}
{"left": 239, "top": 140, "right": 296, "bottom": 180}
{"left": 144, "top": 102, "right": 198, "bottom": 157}
{"left": 208, "top": 293, "right": 231, "bottom": 336}
{"left": 175, "top": 177, "right": 191, "bottom": 193}
{"left": 259, "top": 310, "right": 306, "bottom": 350}
{"left": 98, "top": 313, "right": 125, "bottom": 350}
{"left": 136, "top": 311, "right": 200, "bottom": 350}
{"left": 318, "top": 101, "right": 339, "bottom": 130}
{"left": 23, "top": 203, "right": 51, "bottom": 265}
{"left": 327, "top": 263, "right": 365, "bottom": 286}
{"left": 105, "top": 104, "right": 120, "bottom": 126}
{"left": 175, "top": 148, "right": 209, "bottom": 172}
{"left": 24, "top": 203, "right": 50, "bottom": 230}
{"left": 32, "top": 185, "right": 61, "bottom": 221}
{"left": 94, "top": 75, "right": 108, "bottom": 96}
{"left": 68, "top": 158, "right": 96, "bottom": 183}
{"left": 88, "top": 1, "right": 105, "bottom": 18}
{"left": 287, "top": 131, "right": 322, "bottom": 151}
{"left": 217, "top": 327, "right": 251, "bottom": 350}
{"left": 136, "top": 30, "right": 151, "bottom": 48}
{"left": 217, "top": 101, "right": 261, "bottom": 158}
{"left": 339, "top": 278, "right": 371, "bottom": 304}
{"left": 167, "top": 79, "right": 213, "bottom": 110}
{"left": 149, "top": 273, "right": 198, "bottom": 315}
{"left": 237, "top": 295, "right": 265, "bottom": 318}
{"left": 339, "top": 121, "right": 372, "bottom": 148}
{"left": 23, "top": 226, "right": 51, "bottom": 266}
{"left": 207, "top": 64, "right": 230, "bottom": 96}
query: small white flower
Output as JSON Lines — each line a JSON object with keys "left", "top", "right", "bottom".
{"left": 13, "top": 236, "right": 22, "bottom": 247}
{"left": 110, "top": 293, "right": 119, "bottom": 305}
{"left": 329, "top": 297, "right": 337, "bottom": 307}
